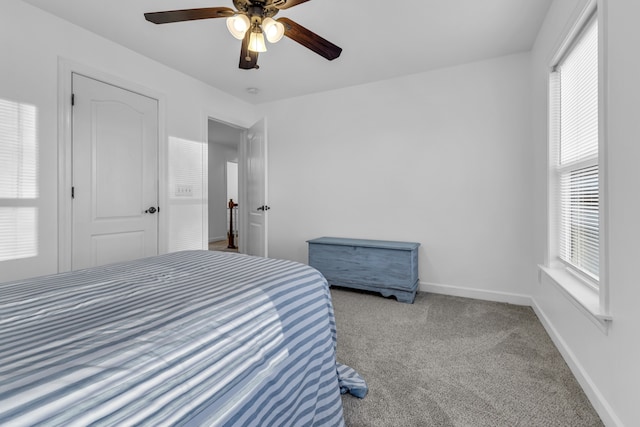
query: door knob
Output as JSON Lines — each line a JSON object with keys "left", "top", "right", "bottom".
{"left": 145, "top": 207, "right": 157, "bottom": 214}
{"left": 256, "top": 205, "right": 271, "bottom": 211}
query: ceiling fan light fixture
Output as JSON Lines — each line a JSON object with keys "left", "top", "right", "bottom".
{"left": 226, "top": 14, "right": 250, "bottom": 40}
{"left": 248, "top": 30, "right": 267, "bottom": 53}
{"left": 262, "top": 18, "right": 285, "bottom": 43}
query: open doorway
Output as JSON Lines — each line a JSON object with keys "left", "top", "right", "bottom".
{"left": 207, "top": 119, "right": 243, "bottom": 253}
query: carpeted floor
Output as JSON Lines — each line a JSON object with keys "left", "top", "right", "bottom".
{"left": 331, "top": 287, "right": 603, "bottom": 427}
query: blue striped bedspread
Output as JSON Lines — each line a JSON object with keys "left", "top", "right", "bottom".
{"left": 0, "top": 250, "right": 366, "bottom": 426}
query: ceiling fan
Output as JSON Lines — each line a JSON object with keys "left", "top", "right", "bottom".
{"left": 144, "top": 0, "right": 342, "bottom": 70}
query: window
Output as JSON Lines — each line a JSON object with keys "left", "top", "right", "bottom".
{"left": 0, "top": 98, "right": 39, "bottom": 262}
{"left": 544, "top": 3, "right": 609, "bottom": 329}
{"left": 551, "top": 14, "right": 599, "bottom": 286}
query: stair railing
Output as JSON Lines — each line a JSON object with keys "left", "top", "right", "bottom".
{"left": 227, "top": 199, "right": 238, "bottom": 249}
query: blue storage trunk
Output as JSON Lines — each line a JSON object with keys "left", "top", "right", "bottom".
{"left": 307, "top": 237, "right": 420, "bottom": 303}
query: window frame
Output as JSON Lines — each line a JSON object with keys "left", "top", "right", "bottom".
{"left": 540, "top": 0, "right": 610, "bottom": 332}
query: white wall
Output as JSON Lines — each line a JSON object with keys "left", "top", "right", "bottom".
{"left": 0, "top": 0, "right": 258, "bottom": 282}
{"left": 261, "top": 52, "right": 534, "bottom": 300}
{"left": 531, "top": 0, "right": 640, "bottom": 425}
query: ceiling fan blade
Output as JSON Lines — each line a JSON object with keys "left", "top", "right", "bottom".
{"left": 239, "top": 31, "right": 259, "bottom": 70}
{"left": 273, "top": 0, "right": 312, "bottom": 10}
{"left": 144, "top": 7, "right": 234, "bottom": 24}
{"left": 277, "top": 17, "right": 342, "bottom": 61}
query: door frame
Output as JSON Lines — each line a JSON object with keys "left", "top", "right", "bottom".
{"left": 57, "top": 58, "right": 167, "bottom": 273}
{"left": 203, "top": 113, "right": 264, "bottom": 255}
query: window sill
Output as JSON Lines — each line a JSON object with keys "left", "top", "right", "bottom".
{"left": 538, "top": 265, "right": 612, "bottom": 334}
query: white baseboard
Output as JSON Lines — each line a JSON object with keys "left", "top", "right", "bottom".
{"left": 209, "top": 236, "right": 226, "bottom": 243}
{"left": 531, "top": 300, "right": 622, "bottom": 427}
{"left": 419, "top": 281, "right": 532, "bottom": 306}
{"left": 419, "top": 280, "right": 621, "bottom": 427}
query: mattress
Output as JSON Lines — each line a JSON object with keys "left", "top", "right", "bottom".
{"left": 0, "top": 250, "right": 366, "bottom": 426}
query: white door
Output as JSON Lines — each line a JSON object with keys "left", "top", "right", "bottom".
{"left": 246, "top": 118, "right": 268, "bottom": 257}
{"left": 71, "top": 73, "right": 159, "bottom": 270}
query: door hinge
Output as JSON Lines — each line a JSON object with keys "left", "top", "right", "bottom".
{"left": 71, "top": 186, "right": 75, "bottom": 199}
{"left": 71, "top": 93, "right": 75, "bottom": 106}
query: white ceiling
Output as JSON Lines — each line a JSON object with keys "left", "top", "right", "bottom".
{"left": 22, "top": 0, "right": 552, "bottom": 104}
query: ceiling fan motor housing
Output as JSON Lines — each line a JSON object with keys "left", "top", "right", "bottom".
{"left": 248, "top": 5, "right": 267, "bottom": 27}
{"left": 234, "top": 0, "right": 280, "bottom": 18}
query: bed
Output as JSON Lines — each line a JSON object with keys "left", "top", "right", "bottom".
{"left": 0, "top": 250, "right": 366, "bottom": 426}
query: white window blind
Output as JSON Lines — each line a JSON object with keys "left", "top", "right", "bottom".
{"left": 0, "top": 99, "right": 37, "bottom": 199}
{"left": 552, "top": 15, "right": 599, "bottom": 282}
{"left": 0, "top": 99, "right": 39, "bottom": 261}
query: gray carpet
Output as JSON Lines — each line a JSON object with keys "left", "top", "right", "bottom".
{"left": 332, "top": 288, "right": 603, "bottom": 427}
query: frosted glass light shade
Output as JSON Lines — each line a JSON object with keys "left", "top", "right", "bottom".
{"left": 262, "top": 18, "right": 285, "bottom": 43}
{"left": 226, "top": 15, "right": 250, "bottom": 40}
{"left": 248, "top": 31, "right": 267, "bottom": 52}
